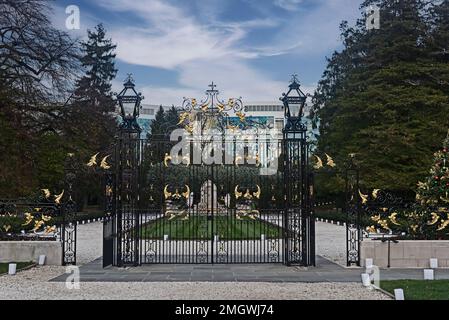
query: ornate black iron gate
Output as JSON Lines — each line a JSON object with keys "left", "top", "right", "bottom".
{"left": 106, "top": 77, "right": 315, "bottom": 266}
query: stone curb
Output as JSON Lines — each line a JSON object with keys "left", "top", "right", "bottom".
{"left": 79, "top": 218, "right": 104, "bottom": 225}
{"left": 315, "top": 217, "right": 346, "bottom": 227}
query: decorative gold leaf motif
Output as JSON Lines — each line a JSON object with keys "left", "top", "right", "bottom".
{"left": 177, "top": 112, "right": 189, "bottom": 125}
{"left": 313, "top": 155, "right": 323, "bottom": 169}
{"left": 87, "top": 153, "right": 99, "bottom": 167}
{"left": 32, "top": 220, "right": 44, "bottom": 232}
{"left": 41, "top": 214, "right": 52, "bottom": 222}
{"left": 427, "top": 212, "right": 440, "bottom": 226}
{"left": 22, "top": 212, "right": 34, "bottom": 226}
{"left": 185, "top": 124, "right": 194, "bottom": 134}
{"left": 253, "top": 185, "right": 261, "bottom": 199}
{"left": 437, "top": 215, "right": 449, "bottom": 231}
{"left": 42, "top": 189, "right": 51, "bottom": 199}
{"left": 54, "top": 190, "right": 64, "bottom": 205}
{"left": 234, "top": 185, "right": 243, "bottom": 199}
{"left": 378, "top": 219, "right": 390, "bottom": 230}
{"left": 181, "top": 185, "right": 190, "bottom": 199}
{"left": 44, "top": 226, "right": 56, "bottom": 234}
{"left": 163, "top": 185, "right": 172, "bottom": 200}
{"left": 372, "top": 189, "right": 381, "bottom": 199}
{"left": 217, "top": 103, "right": 225, "bottom": 112}
{"left": 236, "top": 111, "right": 246, "bottom": 123}
{"left": 325, "top": 153, "right": 336, "bottom": 167}
{"left": 358, "top": 190, "right": 368, "bottom": 204}
{"left": 100, "top": 155, "right": 111, "bottom": 170}
{"left": 201, "top": 102, "right": 209, "bottom": 111}
{"left": 244, "top": 189, "right": 252, "bottom": 200}
{"left": 388, "top": 212, "right": 401, "bottom": 226}
{"left": 164, "top": 153, "right": 172, "bottom": 167}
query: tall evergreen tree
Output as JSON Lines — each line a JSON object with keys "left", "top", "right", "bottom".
{"left": 65, "top": 24, "right": 118, "bottom": 154}
{"left": 311, "top": 0, "right": 449, "bottom": 194}
{"left": 430, "top": 0, "right": 449, "bottom": 60}
{"left": 64, "top": 24, "right": 118, "bottom": 206}
{"left": 165, "top": 106, "right": 180, "bottom": 131}
{"left": 74, "top": 24, "right": 117, "bottom": 111}
{"left": 149, "top": 106, "right": 166, "bottom": 140}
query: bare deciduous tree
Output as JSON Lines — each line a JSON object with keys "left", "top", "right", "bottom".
{"left": 0, "top": 0, "right": 80, "bottom": 132}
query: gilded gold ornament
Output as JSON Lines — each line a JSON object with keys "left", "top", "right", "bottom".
{"left": 427, "top": 212, "right": 440, "bottom": 226}
{"left": 325, "top": 153, "right": 336, "bottom": 167}
{"left": 313, "top": 155, "right": 323, "bottom": 169}
{"left": 100, "top": 155, "right": 111, "bottom": 170}
{"left": 87, "top": 153, "right": 99, "bottom": 167}
{"left": 359, "top": 190, "right": 368, "bottom": 204}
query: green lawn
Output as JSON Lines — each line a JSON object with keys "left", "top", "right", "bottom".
{"left": 381, "top": 280, "right": 449, "bottom": 300}
{"left": 141, "top": 215, "right": 282, "bottom": 240}
{"left": 0, "top": 262, "right": 35, "bottom": 275}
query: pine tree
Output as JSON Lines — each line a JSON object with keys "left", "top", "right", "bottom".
{"left": 430, "top": 0, "right": 449, "bottom": 61}
{"left": 64, "top": 24, "right": 118, "bottom": 207}
{"left": 165, "top": 106, "right": 180, "bottom": 131}
{"left": 66, "top": 24, "right": 118, "bottom": 153}
{"left": 149, "top": 106, "right": 166, "bottom": 140}
{"left": 75, "top": 24, "right": 117, "bottom": 111}
{"left": 311, "top": 0, "right": 449, "bottom": 194}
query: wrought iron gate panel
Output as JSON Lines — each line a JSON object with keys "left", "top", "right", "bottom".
{"left": 283, "top": 130, "right": 313, "bottom": 266}
{"left": 61, "top": 153, "right": 77, "bottom": 266}
{"left": 103, "top": 171, "right": 115, "bottom": 267}
{"left": 113, "top": 137, "right": 286, "bottom": 265}
{"left": 116, "top": 133, "right": 140, "bottom": 266}
{"left": 345, "top": 159, "right": 361, "bottom": 266}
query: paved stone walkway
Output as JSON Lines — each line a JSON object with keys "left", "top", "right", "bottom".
{"left": 51, "top": 255, "right": 449, "bottom": 283}
{"left": 52, "top": 256, "right": 356, "bottom": 282}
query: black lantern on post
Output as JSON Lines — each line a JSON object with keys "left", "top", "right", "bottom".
{"left": 280, "top": 74, "right": 307, "bottom": 132}
{"left": 116, "top": 74, "right": 144, "bottom": 133}
{"left": 280, "top": 74, "right": 314, "bottom": 267}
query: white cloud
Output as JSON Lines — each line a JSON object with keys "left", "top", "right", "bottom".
{"left": 96, "top": 0, "right": 293, "bottom": 103}
{"left": 273, "top": 0, "right": 359, "bottom": 55}
{"left": 274, "top": 0, "right": 304, "bottom": 11}
{"left": 75, "top": 0, "right": 359, "bottom": 104}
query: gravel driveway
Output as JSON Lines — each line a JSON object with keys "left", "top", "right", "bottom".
{"left": 0, "top": 221, "right": 389, "bottom": 300}
{"left": 0, "top": 265, "right": 388, "bottom": 300}
{"left": 315, "top": 222, "right": 346, "bottom": 266}
{"left": 76, "top": 222, "right": 103, "bottom": 265}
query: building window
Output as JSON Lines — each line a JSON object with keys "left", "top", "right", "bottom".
{"left": 141, "top": 108, "right": 155, "bottom": 115}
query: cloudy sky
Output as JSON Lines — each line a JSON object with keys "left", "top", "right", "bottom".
{"left": 52, "top": 0, "right": 362, "bottom": 105}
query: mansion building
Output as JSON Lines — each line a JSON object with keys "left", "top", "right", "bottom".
{"left": 128, "top": 102, "right": 285, "bottom": 137}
